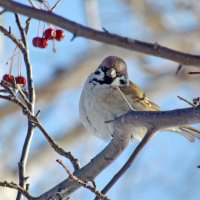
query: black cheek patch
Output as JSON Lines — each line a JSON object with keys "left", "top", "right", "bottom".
{"left": 94, "top": 70, "right": 100, "bottom": 75}
{"left": 90, "top": 76, "right": 113, "bottom": 85}
{"left": 104, "top": 76, "right": 113, "bottom": 84}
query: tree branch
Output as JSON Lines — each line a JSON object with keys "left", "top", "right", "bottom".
{"left": 12, "top": 14, "right": 36, "bottom": 200}
{"left": 33, "top": 106, "right": 200, "bottom": 200}
{"left": 56, "top": 159, "right": 108, "bottom": 200}
{"left": 34, "top": 134, "right": 130, "bottom": 200}
{"left": 0, "top": 81, "right": 80, "bottom": 171}
{"left": 1, "top": 1, "right": 200, "bottom": 66}
{"left": 99, "top": 128, "right": 156, "bottom": 196}
{"left": 0, "top": 181, "right": 33, "bottom": 200}
{"left": 0, "top": 25, "right": 25, "bottom": 51}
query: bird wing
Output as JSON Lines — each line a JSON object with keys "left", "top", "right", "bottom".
{"left": 119, "top": 80, "right": 160, "bottom": 111}
{"left": 120, "top": 81, "right": 200, "bottom": 142}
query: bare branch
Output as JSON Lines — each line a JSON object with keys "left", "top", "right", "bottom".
{"left": 0, "top": 1, "right": 200, "bottom": 66}
{"left": 8, "top": 14, "right": 37, "bottom": 200}
{"left": 24, "top": 17, "right": 31, "bottom": 35}
{"left": 14, "top": 13, "right": 27, "bottom": 47}
{"left": 0, "top": 81, "right": 80, "bottom": 171}
{"left": 33, "top": 106, "right": 200, "bottom": 200}
{"left": 177, "top": 96, "right": 194, "bottom": 107}
{"left": 28, "top": 0, "right": 38, "bottom": 9}
{"left": 0, "top": 181, "right": 33, "bottom": 200}
{"left": 0, "top": 25, "right": 25, "bottom": 51}
{"left": 35, "top": 135, "right": 130, "bottom": 200}
{"left": 51, "top": 0, "right": 62, "bottom": 12}
{"left": 99, "top": 128, "right": 156, "bottom": 196}
{"left": 175, "top": 64, "right": 183, "bottom": 75}
{"left": 56, "top": 159, "right": 108, "bottom": 200}
{"left": 35, "top": 120, "right": 81, "bottom": 170}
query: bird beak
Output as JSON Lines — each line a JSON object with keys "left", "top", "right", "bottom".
{"left": 106, "top": 68, "right": 117, "bottom": 78}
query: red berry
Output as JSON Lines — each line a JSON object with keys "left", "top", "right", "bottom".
{"left": 3, "top": 74, "right": 14, "bottom": 83}
{"left": 39, "top": 38, "right": 48, "bottom": 48}
{"left": 32, "top": 37, "right": 41, "bottom": 47}
{"left": 55, "top": 29, "right": 65, "bottom": 41}
{"left": 44, "top": 28, "right": 56, "bottom": 40}
{"left": 15, "top": 76, "right": 26, "bottom": 87}
{"left": 32, "top": 37, "right": 48, "bottom": 48}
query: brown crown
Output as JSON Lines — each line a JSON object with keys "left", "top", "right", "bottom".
{"left": 100, "top": 56, "right": 128, "bottom": 76}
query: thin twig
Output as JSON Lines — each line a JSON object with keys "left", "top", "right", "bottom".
{"left": 0, "top": 25, "right": 25, "bottom": 51}
{"left": 15, "top": 13, "right": 27, "bottom": 47}
{"left": 0, "top": 181, "right": 33, "bottom": 199}
{"left": 98, "top": 128, "right": 156, "bottom": 197}
{"left": 35, "top": 110, "right": 41, "bottom": 118}
{"left": 36, "top": 121, "right": 81, "bottom": 170}
{"left": 18, "top": 86, "right": 32, "bottom": 107}
{"left": 177, "top": 96, "right": 194, "bottom": 107}
{"left": 12, "top": 13, "right": 36, "bottom": 200}
{"left": 25, "top": 17, "right": 32, "bottom": 35}
{"left": 28, "top": 0, "right": 38, "bottom": 9}
{"left": 57, "top": 159, "right": 108, "bottom": 200}
{"left": 0, "top": 81, "right": 32, "bottom": 117}
{"left": 1, "top": 1, "right": 200, "bottom": 66}
{"left": 0, "top": 81, "right": 16, "bottom": 96}
{"left": 51, "top": 0, "right": 62, "bottom": 12}
{"left": 70, "top": 33, "right": 77, "bottom": 41}
{"left": 0, "top": 81, "right": 80, "bottom": 171}
{"left": 175, "top": 64, "right": 183, "bottom": 75}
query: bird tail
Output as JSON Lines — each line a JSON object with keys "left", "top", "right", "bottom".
{"left": 166, "top": 126, "right": 200, "bottom": 142}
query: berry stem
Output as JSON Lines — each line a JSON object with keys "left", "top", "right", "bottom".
{"left": 42, "top": 0, "right": 51, "bottom": 12}
{"left": 53, "top": 38, "right": 56, "bottom": 53}
{"left": 42, "top": 21, "right": 46, "bottom": 36}
{"left": 9, "top": 46, "right": 18, "bottom": 76}
{"left": 37, "top": 20, "right": 41, "bottom": 37}
{"left": 18, "top": 51, "right": 22, "bottom": 76}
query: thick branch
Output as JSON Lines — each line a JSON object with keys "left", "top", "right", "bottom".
{"left": 34, "top": 131, "right": 131, "bottom": 200}
{"left": 1, "top": 1, "right": 200, "bottom": 66}
{"left": 33, "top": 106, "right": 200, "bottom": 200}
{"left": 100, "top": 128, "right": 156, "bottom": 196}
{"left": 117, "top": 107, "right": 200, "bottom": 129}
{"left": 14, "top": 13, "right": 36, "bottom": 200}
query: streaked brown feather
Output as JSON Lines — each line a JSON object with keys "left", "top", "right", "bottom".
{"left": 119, "top": 81, "right": 200, "bottom": 141}
{"left": 120, "top": 81, "right": 160, "bottom": 111}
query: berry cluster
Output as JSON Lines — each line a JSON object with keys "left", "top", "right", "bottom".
{"left": 3, "top": 74, "right": 26, "bottom": 87}
{"left": 2, "top": 47, "right": 27, "bottom": 87}
{"left": 32, "top": 28, "right": 65, "bottom": 48}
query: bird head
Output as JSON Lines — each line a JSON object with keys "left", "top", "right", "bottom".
{"left": 90, "top": 56, "right": 129, "bottom": 87}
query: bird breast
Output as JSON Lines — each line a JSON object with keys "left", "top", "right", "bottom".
{"left": 79, "top": 80, "right": 146, "bottom": 140}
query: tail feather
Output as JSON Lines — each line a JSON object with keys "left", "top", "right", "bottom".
{"left": 179, "top": 126, "right": 200, "bottom": 141}
{"left": 165, "top": 126, "right": 200, "bottom": 142}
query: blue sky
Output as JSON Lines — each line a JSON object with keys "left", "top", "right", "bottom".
{"left": 0, "top": 0, "right": 200, "bottom": 200}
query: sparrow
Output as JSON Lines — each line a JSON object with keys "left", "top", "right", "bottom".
{"left": 79, "top": 56, "right": 200, "bottom": 142}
